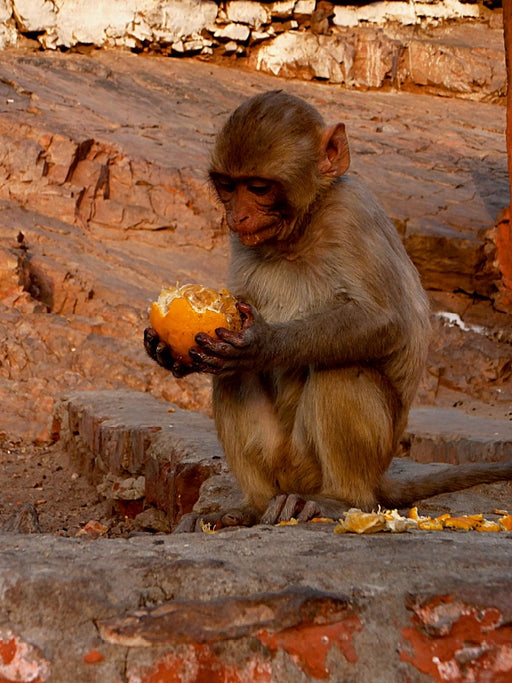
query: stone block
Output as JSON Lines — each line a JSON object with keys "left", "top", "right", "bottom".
{"left": 404, "top": 407, "right": 512, "bottom": 465}
{"left": 225, "top": 1, "right": 270, "bottom": 29}
{"left": 56, "top": 389, "right": 175, "bottom": 477}
{"left": 1, "top": 529, "right": 512, "bottom": 681}
{"left": 144, "top": 416, "right": 225, "bottom": 526}
{"left": 56, "top": 389, "right": 226, "bottom": 525}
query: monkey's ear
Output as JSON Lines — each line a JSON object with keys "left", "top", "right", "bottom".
{"left": 318, "top": 123, "right": 350, "bottom": 178}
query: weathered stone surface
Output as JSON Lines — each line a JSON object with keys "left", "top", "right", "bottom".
{"left": 225, "top": 1, "right": 270, "bottom": 30}
{"left": 333, "top": 0, "right": 480, "bottom": 27}
{"left": 214, "top": 22, "right": 251, "bottom": 42}
{"left": 0, "top": 526, "right": 511, "bottom": 681}
{"left": 2, "top": 389, "right": 512, "bottom": 680}
{"left": 98, "top": 585, "right": 356, "bottom": 646}
{"left": 56, "top": 389, "right": 226, "bottom": 525}
{"left": 10, "top": 0, "right": 219, "bottom": 50}
{"left": 404, "top": 407, "right": 512, "bottom": 465}
{"left": 252, "top": 30, "right": 355, "bottom": 82}
{"left": 0, "top": 1, "right": 506, "bottom": 97}
{"left": 251, "top": 22, "right": 506, "bottom": 95}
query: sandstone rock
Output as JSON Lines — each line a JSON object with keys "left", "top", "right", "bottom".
{"left": 10, "top": 0, "right": 219, "bottom": 50}
{"left": 225, "top": 0, "right": 270, "bottom": 29}
{"left": 251, "top": 21, "right": 505, "bottom": 96}
{"left": 55, "top": 389, "right": 226, "bottom": 525}
{"left": 214, "top": 22, "right": 251, "bottom": 42}
{"left": 404, "top": 407, "right": 512, "bottom": 465}
{"left": 0, "top": 528, "right": 510, "bottom": 681}
{"left": 294, "top": 0, "right": 316, "bottom": 14}
{"left": 271, "top": 1, "right": 296, "bottom": 19}
{"left": 404, "top": 37, "right": 504, "bottom": 95}
{"left": 0, "top": 1, "right": 506, "bottom": 98}
{"left": 252, "top": 31, "right": 353, "bottom": 82}
{"left": 2, "top": 502, "right": 41, "bottom": 533}
{"left": 333, "top": 0, "right": 480, "bottom": 27}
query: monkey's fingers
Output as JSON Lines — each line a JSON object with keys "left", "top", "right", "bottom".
{"left": 144, "top": 328, "right": 199, "bottom": 376}
{"left": 145, "top": 326, "right": 176, "bottom": 372}
{"left": 237, "top": 301, "right": 256, "bottom": 327}
{"left": 193, "top": 333, "right": 245, "bottom": 358}
{"left": 260, "top": 494, "right": 287, "bottom": 524}
{"left": 261, "top": 494, "right": 321, "bottom": 524}
{"left": 171, "top": 357, "right": 199, "bottom": 378}
{"left": 278, "top": 493, "right": 305, "bottom": 522}
{"left": 296, "top": 500, "right": 322, "bottom": 522}
{"left": 214, "top": 327, "right": 251, "bottom": 349}
{"left": 155, "top": 343, "right": 176, "bottom": 370}
{"left": 188, "top": 349, "right": 234, "bottom": 375}
{"left": 143, "top": 327, "right": 161, "bottom": 360}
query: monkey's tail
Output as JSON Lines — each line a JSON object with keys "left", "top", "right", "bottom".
{"left": 377, "top": 461, "right": 512, "bottom": 509}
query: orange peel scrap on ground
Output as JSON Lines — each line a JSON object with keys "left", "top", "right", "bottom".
{"left": 407, "top": 507, "right": 512, "bottom": 533}
{"left": 196, "top": 509, "right": 512, "bottom": 535}
{"left": 331, "top": 507, "right": 512, "bottom": 535}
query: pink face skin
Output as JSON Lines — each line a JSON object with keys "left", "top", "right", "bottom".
{"left": 213, "top": 176, "right": 286, "bottom": 246}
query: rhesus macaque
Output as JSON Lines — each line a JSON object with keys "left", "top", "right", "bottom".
{"left": 145, "top": 90, "right": 512, "bottom": 530}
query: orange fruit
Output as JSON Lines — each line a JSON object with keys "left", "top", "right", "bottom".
{"left": 149, "top": 283, "right": 242, "bottom": 362}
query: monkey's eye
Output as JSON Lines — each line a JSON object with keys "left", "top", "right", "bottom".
{"left": 215, "top": 177, "right": 236, "bottom": 193}
{"left": 248, "top": 182, "right": 272, "bottom": 197}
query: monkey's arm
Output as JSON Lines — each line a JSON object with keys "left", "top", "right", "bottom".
{"left": 191, "top": 299, "right": 406, "bottom": 374}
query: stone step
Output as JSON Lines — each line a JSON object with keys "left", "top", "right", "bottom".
{"left": 404, "top": 406, "right": 512, "bottom": 465}
{"left": 55, "top": 389, "right": 225, "bottom": 525}
{"left": 1, "top": 520, "right": 511, "bottom": 681}
{"left": 55, "top": 389, "right": 512, "bottom": 526}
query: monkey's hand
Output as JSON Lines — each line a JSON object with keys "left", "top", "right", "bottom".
{"left": 143, "top": 327, "right": 209, "bottom": 378}
{"left": 190, "top": 302, "right": 270, "bottom": 374}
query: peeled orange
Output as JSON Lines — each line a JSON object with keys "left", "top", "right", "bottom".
{"left": 149, "top": 283, "right": 242, "bottom": 362}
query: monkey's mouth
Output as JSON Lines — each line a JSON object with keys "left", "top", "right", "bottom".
{"left": 234, "top": 223, "right": 282, "bottom": 247}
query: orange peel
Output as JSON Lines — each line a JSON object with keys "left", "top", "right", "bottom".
{"left": 149, "top": 283, "right": 242, "bottom": 362}
{"left": 499, "top": 514, "right": 512, "bottom": 531}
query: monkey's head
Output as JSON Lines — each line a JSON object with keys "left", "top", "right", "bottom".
{"left": 209, "top": 90, "right": 350, "bottom": 247}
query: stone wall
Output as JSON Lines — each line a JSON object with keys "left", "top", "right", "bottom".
{"left": 0, "top": 0, "right": 506, "bottom": 97}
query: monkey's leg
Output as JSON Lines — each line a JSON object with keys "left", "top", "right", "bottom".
{"left": 298, "top": 365, "right": 399, "bottom": 512}
{"left": 212, "top": 373, "right": 293, "bottom": 513}
{"left": 175, "top": 373, "right": 302, "bottom": 532}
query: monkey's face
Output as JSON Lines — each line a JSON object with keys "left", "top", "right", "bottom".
{"left": 211, "top": 175, "right": 289, "bottom": 247}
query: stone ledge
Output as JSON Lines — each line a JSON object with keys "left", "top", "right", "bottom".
{"left": 0, "top": 526, "right": 511, "bottom": 681}
{"left": 404, "top": 406, "right": 512, "bottom": 465}
{"left": 55, "top": 389, "right": 512, "bottom": 526}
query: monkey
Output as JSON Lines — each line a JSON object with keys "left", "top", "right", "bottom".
{"left": 145, "top": 90, "right": 512, "bottom": 531}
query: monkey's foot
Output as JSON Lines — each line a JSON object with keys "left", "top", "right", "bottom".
{"left": 260, "top": 494, "right": 322, "bottom": 525}
{"left": 174, "top": 508, "right": 259, "bottom": 533}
